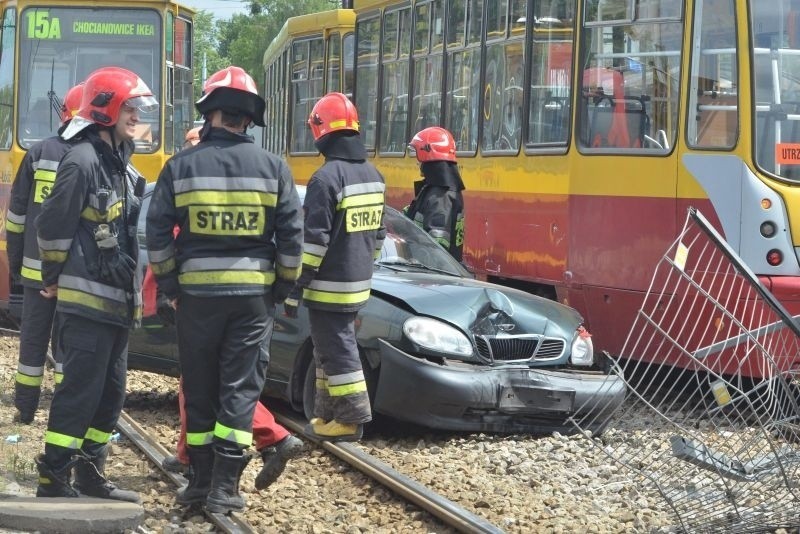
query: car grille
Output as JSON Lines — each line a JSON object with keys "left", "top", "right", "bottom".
{"left": 475, "top": 335, "right": 565, "bottom": 363}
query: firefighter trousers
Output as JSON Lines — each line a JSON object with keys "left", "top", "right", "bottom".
{"left": 175, "top": 377, "right": 289, "bottom": 463}
{"left": 44, "top": 312, "right": 128, "bottom": 467}
{"left": 308, "top": 308, "right": 372, "bottom": 425}
{"left": 177, "top": 293, "right": 274, "bottom": 451}
{"left": 15, "top": 286, "right": 59, "bottom": 416}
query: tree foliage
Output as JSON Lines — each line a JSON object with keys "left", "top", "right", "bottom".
{"left": 191, "top": 0, "right": 338, "bottom": 104}
{"left": 218, "top": 0, "right": 339, "bottom": 83}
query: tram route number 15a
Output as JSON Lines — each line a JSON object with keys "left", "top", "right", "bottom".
{"left": 26, "top": 11, "right": 61, "bottom": 39}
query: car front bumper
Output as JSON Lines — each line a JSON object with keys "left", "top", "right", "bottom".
{"left": 373, "top": 340, "right": 626, "bottom": 434}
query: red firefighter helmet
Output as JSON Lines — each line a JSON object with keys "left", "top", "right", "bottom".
{"left": 62, "top": 67, "right": 157, "bottom": 139}
{"left": 60, "top": 83, "right": 84, "bottom": 125}
{"left": 409, "top": 126, "right": 457, "bottom": 163}
{"left": 307, "top": 92, "right": 359, "bottom": 141}
{"left": 195, "top": 66, "right": 266, "bottom": 127}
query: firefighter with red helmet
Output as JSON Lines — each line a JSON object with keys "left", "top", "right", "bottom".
{"left": 406, "top": 126, "right": 466, "bottom": 262}
{"left": 7, "top": 83, "right": 83, "bottom": 424}
{"left": 34, "top": 67, "right": 155, "bottom": 502}
{"left": 284, "top": 92, "right": 386, "bottom": 442}
{"left": 146, "top": 66, "right": 303, "bottom": 513}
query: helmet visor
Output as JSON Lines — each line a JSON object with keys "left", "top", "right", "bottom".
{"left": 125, "top": 95, "right": 159, "bottom": 114}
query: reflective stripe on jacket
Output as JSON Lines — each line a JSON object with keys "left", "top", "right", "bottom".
{"left": 36, "top": 132, "right": 143, "bottom": 327}
{"left": 7, "top": 136, "right": 72, "bottom": 287}
{"left": 300, "top": 159, "right": 386, "bottom": 312}
{"left": 146, "top": 127, "right": 303, "bottom": 298}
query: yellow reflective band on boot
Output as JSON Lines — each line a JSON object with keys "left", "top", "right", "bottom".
{"left": 85, "top": 427, "right": 112, "bottom": 443}
{"left": 45, "top": 430, "right": 83, "bottom": 449}
{"left": 16, "top": 372, "right": 43, "bottom": 387}
{"left": 214, "top": 422, "right": 252, "bottom": 447}
{"left": 186, "top": 431, "right": 214, "bottom": 446}
{"left": 54, "top": 372, "right": 63, "bottom": 384}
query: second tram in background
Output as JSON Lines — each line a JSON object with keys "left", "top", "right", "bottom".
{"left": 277, "top": 0, "right": 800, "bottom": 377}
{"left": 0, "top": 0, "right": 195, "bottom": 308}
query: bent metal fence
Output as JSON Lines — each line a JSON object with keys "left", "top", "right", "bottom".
{"left": 571, "top": 208, "right": 800, "bottom": 532}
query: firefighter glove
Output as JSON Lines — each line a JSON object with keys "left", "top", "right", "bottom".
{"left": 95, "top": 224, "right": 136, "bottom": 288}
{"left": 272, "top": 279, "right": 296, "bottom": 305}
{"left": 284, "top": 287, "right": 302, "bottom": 319}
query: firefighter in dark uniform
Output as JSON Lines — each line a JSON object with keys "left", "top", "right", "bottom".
{"left": 35, "top": 67, "right": 155, "bottom": 502}
{"left": 7, "top": 83, "right": 82, "bottom": 424}
{"left": 284, "top": 92, "right": 386, "bottom": 442}
{"left": 146, "top": 66, "right": 303, "bottom": 514}
{"left": 406, "top": 126, "right": 465, "bottom": 262}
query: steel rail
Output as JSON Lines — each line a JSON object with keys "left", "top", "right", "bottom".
{"left": 116, "top": 412, "right": 257, "bottom": 534}
{"left": 273, "top": 409, "right": 505, "bottom": 534}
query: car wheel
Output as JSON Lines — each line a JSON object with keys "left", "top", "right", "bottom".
{"left": 301, "top": 358, "right": 316, "bottom": 422}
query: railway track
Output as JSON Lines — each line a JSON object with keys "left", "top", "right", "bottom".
{"left": 0, "top": 322, "right": 505, "bottom": 532}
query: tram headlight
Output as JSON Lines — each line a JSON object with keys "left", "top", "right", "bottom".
{"left": 760, "top": 221, "right": 777, "bottom": 238}
{"left": 570, "top": 326, "right": 594, "bottom": 366}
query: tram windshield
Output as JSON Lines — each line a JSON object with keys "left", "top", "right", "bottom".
{"left": 18, "top": 7, "right": 162, "bottom": 152}
{"left": 751, "top": 0, "right": 800, "bottom": 182}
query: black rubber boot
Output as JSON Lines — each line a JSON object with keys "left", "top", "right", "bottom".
{"left": 254, "top": 434, "right": 303, "bottom": 490}
{"left": 176, "top": 445, "right": 214, "bottom": 506}
{"left": 35, "top": 454, "right": 80, "bottom": 498}
{"left": 73, "top": 445, "right": 141, "bottom": 503}
{"left": 14, "top": 382, "right": 39, "bottom": 424}
{"left": 205, "top": 447, "right": 252, "bottom": 514}
{"left": 162, "top": 454, "right": 191, "bottom": 475}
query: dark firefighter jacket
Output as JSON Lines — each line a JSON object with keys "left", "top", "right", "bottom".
{"left": 405, "top": 160, "right": 465, "bottom": 262}
{"left": 146, "top": 127, "right": 303, "bottom": 299}
{"left": 299, "top": 133, "right": 386, "bottom": 312}
{"left": 36, "top": 130, "right": 144, "bottom": 328}
{"left": 7, "top": 134, "right": 73, "bottom": 287}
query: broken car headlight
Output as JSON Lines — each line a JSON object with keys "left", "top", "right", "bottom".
{"left": 403, "top": 317, "right": 474, "bottom": 357}
{"left": 570, "top": 326, "right": 594, "bottom": 366}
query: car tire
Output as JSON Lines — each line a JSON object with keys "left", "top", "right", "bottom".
{"left": 301, "top": 359, "right": 316, "bottom": 422}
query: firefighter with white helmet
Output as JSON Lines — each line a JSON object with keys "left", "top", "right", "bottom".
{"left": 146, "top": 66, "right": 303, "bottom": 513}
{"left": 284, "top": 92, "right": 386, "bottom": 442}
{"left": 35, "top": 66, "right": 155, "bottom": 501}
{"left": 406, "top": 126, "right": 466, "bottom": 262}
{"left": 7, "top": 83, "right": 83, "bottom": 424}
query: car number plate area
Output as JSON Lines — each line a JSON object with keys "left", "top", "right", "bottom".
{"left": 499, "top": 385, "right": 575, "bottom": 413}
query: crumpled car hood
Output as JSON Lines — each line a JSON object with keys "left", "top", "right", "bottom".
{"left": 371, "top": 271, "right": 582, "bottom": 339}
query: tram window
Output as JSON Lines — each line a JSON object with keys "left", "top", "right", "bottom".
{"left": 380, "top": 8, "right": 411, "bottom": 154}
{"left": 0, "top": 8, "right": 14, "bottom": 151}
{"left": 751, "top": 0, "right": 800, "bottom": 180}
{"left": 410, "top": 2, "right": 443, "bottom": 143}
{"left": 487, "top": 0, "right": 509, "bottom": 41}
{"left": 687, "top": 0, "right": 737, "bottom": 150}
{"left": 289, "top": 37, "right": 325, "bottom": 153}
{"left": 528, "top": 1, "right": 574, "bottom": 147}
{"left": 355, "top": 15, "right": 380, "bottom": 150}
{"left": 483, "top": 41, "right": 524, "bottom": 153}
{"left": 585, "top": 0, "right": 633, "bottom": 25}
{"left": 327, "top": 32, "right": 341, "bottom": 93}
{"left": 446, "top": 48, "right": 480, "bottom": 153}
{"left": 466, "top": 0, "right": 482, "bottom": 45}
{"left": 578, "top": 1, "right": 681, "bottom": 153}
{"left": 343, "top": 33, "right": 355, "bottom": 98}
{"left": 446, "top": 0, "right": 466, "bottom": 48}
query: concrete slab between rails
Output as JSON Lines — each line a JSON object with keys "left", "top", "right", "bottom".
{"left": 0, "top": 496, "right": 143, "bottom": 533}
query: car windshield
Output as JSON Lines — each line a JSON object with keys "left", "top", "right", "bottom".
{"left": 294, "top": 185, "right": 467, "bottom": 277}
{"left": 376, "top": 207, "right": 467, "bottom": 277}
